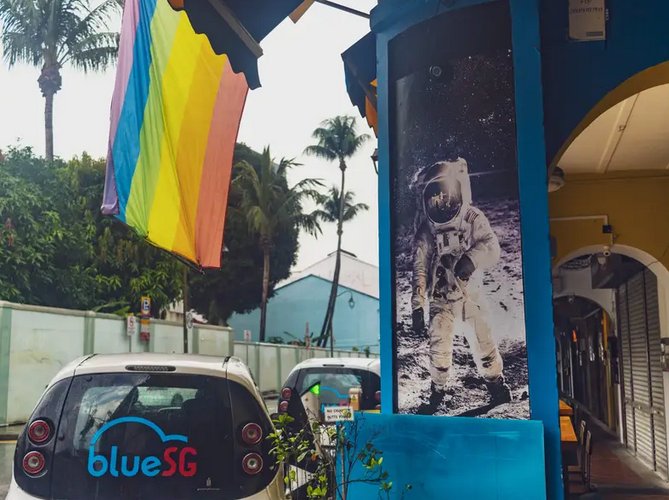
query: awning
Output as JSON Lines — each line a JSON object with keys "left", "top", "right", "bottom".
{"left": 342, "top": 32, "right": 378, "bottom": 135}
{"left": 167, "top": 0, "right": 307, "bottom": 89}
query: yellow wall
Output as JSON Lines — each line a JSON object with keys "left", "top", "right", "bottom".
{"left": 549, "top": 170, "right": 669, "bottom": 267}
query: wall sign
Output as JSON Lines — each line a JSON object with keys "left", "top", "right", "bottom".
{"left": 126, "top": 316, "right": 137, "bottom": 337}
{"left": 389, "top": 1, "right": 529, "bottom": 419}
{"left": 569, "top": 0, "right": 606, "bottom": 41}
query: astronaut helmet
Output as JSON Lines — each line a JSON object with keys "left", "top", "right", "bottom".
{"left": 415, "top": 157, "right": 472, "bottom": 228}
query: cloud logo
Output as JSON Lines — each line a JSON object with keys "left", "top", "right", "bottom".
{"left": 87, "top": 417, "right": 196, "bottom": 478}
{"left": 91, "top": 417, "right": 188, "bottom": 445}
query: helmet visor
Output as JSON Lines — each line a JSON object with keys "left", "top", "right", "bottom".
{"left": 423, "top": 178, "right": 462, "bottom": 224}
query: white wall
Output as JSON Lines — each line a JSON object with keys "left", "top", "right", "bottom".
{"left": 0, "top": 301, "right": 375, "bottom": 424}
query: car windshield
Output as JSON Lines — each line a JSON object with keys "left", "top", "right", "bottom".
{"left": 51, "top": 373, "right": 236, "bottom": 500}
{"left": 297, "top": 367, "right": 379, "bottom": 417}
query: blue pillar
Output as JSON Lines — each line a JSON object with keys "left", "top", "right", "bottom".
{"left": 373, "top": 1, "right": 561, "bottom": 498}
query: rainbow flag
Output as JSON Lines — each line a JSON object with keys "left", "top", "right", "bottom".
{"left": 102, "top": 0, "right": 248, "bottom": 268}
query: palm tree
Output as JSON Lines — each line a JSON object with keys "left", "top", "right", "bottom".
{"left": 0, "top": 0, "right": 120, "bottom": 160}
{"left": 313, "top": 187, "right": 369, "bottom": 348}
{"left": 304, "top": 116, "right": 370, "bottom": 347}
{"left": 234, "top": 147, "right": 323, "bottom": 342}
{"left": 313, "top": 186, "right": 370, "bottom": 226}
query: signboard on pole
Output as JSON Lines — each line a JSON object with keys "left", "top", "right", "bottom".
{"left": 243, "top": 330, "right": 251, "bottom": 342}
{"left": 568, "top": 0, "right": 606, "bottom": 41}
{"left": 140, "top": 318, "right": 150, "bottom": 341}
{"left": 186, "top": 311, "right": 194, "bottom": 330}
{"left": 140, "top": 297, "right": 151, "bottom": 316}
{"left": 140, "top": 297, "right": 151, "bottom": 341}
{"left": 126, "top": 316, "right": 138, "bottom": 337}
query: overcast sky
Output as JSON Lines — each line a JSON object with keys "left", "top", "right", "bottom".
{"left": 0, "top": 0, "right": 379, "bottom": 271}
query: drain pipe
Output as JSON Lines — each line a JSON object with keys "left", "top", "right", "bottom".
{"left": 549, "top": 214, "right": 614, "bottom": 245}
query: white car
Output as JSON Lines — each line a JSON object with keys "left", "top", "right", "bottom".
{"left": 8, "top": 353, "right": 283, "bottom": 500}
{"left": 277, "top": 357, "right": 381, "bottom": 421}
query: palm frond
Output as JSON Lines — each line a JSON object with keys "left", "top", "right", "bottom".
{"left": 304, "top": 144, "right": 337, "bottom": 161}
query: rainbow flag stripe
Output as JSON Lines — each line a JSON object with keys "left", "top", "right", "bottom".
{"left": 102, "top": 0, "right": 248, "bottom": 268}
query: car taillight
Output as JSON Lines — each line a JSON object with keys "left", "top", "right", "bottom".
{"left": 28, "top": 420, "right": 50, "bottom": 444}
{"left": 279, "top": 401, "right": 289, "bottom": 412}
{"left": 23, "top": 452, "right": 45, "bottom": 475}
{"left": 242, "top": 453, "right": 263, "bottom": 475}
{"left": 281, "top": 387, "right": 292, "bottom": 399}
{"left": 241, "top": 423, "right": 263, "bottom": 445}
{"left": 375, "top": 404, "right": 381, "bottom": 410}
{"left": 375, "top": 391, "right": 381, "bottom": 402}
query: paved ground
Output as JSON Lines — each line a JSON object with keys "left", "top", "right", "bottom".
{"left": 0, "top": 441, "right": 14, "bottom": 500}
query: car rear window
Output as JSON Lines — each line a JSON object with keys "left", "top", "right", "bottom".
{"left": 297, "top": 367, "right": 380, "bottom": 415}
{"left": 51, "top": 373, "right": 237, "bottom": 500}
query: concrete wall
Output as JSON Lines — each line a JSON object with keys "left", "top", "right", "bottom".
{"left": 553, "top": 265, "right": 616, "bottom": 330}
{"left": 549, "top": 171, "right": 669, "bottom": 269}
{"left": 0, "top": 301, "right": 375, "bottom": 425}
{"left": 549, "top": 174, "right": 669, "bottom": 459}
{"left": 228, "top": 275, "right": 380, "bottom": 353}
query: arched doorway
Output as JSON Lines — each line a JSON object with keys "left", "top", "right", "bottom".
{"left": 553, "top": 250, "right": 669, "bottom": 481}
{"left": 554, "top": 295, "right": 615, "bottom": 432}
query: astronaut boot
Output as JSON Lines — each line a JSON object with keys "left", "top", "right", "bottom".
{"left": 485, "top": 377, "right": 512, "bottom": 407}
{"left": 416, "top": 382, "right": 447, "bottom": 415}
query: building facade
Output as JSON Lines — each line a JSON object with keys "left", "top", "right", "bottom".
{"left": 227, "top": 251, "right": 380, "bottom": 352}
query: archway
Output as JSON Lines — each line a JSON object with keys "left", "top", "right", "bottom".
{"left": 553, "top": 247, "right": 669, "bottom": 481}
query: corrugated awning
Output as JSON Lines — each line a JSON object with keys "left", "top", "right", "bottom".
{"left": 342, "top": 32, "right": 378, "bottom": 135}
{"left": 167, "top": 0, "right": 306, "bottom": 89}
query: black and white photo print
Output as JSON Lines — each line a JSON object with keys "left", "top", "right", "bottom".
{"left": 390, "top": 1, "right": 530, "bottom": 419}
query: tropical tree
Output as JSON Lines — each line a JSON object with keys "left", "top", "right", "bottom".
{"left": 311, "top": 186, "right": 369, "bottom": 347}
{"left": 0, "top": 147, "right": 183, "bottom": 314}
{"left": 234, "top": 147, "right": 323, "bottom": 342}
{"left": 304, "top": 116, "right": 370, "bottom": 346}
{"left": 313, "top": 186, "right": 369, "bottom": 226}
{"left": 0, "top": 0, "right": 120, "bottom": 160}
{"left": 188, "top": 144, "right": 302, "bottom": 326}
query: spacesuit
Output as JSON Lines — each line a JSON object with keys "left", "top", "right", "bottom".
{"left": 410, "top": 158, "right": 511, "bottom": 407}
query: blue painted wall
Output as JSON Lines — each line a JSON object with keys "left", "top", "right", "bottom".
{"left": 372, "top": 0, "right": 560, "bottom": 499}
{"left": 227, "top": 276, "right": 380, "bottom": 352}
{"left": 345, "top": 413, "right": 547, "bottom": 500}
{"left": 541, "top": 0, "right": 669, "bottom": 163}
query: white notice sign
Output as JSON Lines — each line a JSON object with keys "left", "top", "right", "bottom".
{"left": 324, "top": 406, "right": 355, "bottom": 422}
{"left": 126, "top": 316, "right": 138, "bottom": 337}
{"left": 243, "top": 330, "right": 251, "bottom": 342}
{"left": 569, "top": 0, "right": 606, "bottom": 41}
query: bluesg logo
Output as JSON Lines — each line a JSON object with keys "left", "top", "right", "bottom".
{"left": 87, "top": 417, "right": 197, "bottom": 478}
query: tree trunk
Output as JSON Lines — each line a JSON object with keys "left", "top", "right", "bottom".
{"left": 319, "top": 161, "right": 346, "bottom": 347}
{"left": 259, "top": 244, "right": 271, "bottom": 342}
{"left": 182, "top": 266, "right": 189, "bottom": 354}
{"left": 44, "top": 92, "right": 54, "bottom": 161}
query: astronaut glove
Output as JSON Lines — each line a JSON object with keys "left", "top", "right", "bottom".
{"left": 412, "top": 308, "right": 425, "bottom": 334}
{"left": 454, "top": 254, "right": 476, "bottom": 281}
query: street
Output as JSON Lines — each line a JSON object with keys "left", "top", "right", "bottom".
{"left": 0, "top": 441, "right": 13, "bottom": 500}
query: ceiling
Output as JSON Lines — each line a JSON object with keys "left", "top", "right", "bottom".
{"left": 557, "top": 83, "right": 669, "bottom": 174}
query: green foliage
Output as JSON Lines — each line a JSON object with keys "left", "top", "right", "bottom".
{"left": 187, "top": 144, "right": 304, "bottom": 325}
{"left": 313, "top": 186, "right": 369, "bottom": 225}
{"left": 304, "top": 116, "right": 371, "bottom": 167}
{"left": 0, "top": 0, "right": 120, "bottom": 158}
{"left": 0, "top": 0, "right": 119, "bottom": 73}
{"left": 232, "top": 146, "right": 323, "bottom": 340}
{"left": 269, "top": 412, "right": 412, "bottom": 500}
{"left": 0, "top": 147, "right": 181, "bottom": 314}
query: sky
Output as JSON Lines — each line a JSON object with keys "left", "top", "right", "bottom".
{"left": 0, "top": 0, "right": 379, "bottom": 272}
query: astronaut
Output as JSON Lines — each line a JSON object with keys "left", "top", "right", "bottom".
{"left": 411, "top": 157, "right": 511, "bottom": 410}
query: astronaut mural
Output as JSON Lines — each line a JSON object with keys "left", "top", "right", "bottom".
{"left": 390, "top": 1, "right": 530, "bottom": 419}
